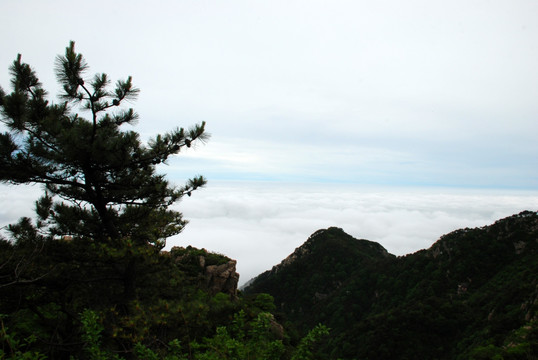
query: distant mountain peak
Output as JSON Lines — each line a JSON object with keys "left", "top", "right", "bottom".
{"left": 428, "top": 210, "right": 538, "bottom": 260}
{"left": 243, "top": 211, "right": 538, "bottom": 359}
{"left": 244, "top": 226, "right": 393, "bottom": 299}
{"left": 269, "top": 226, "right": 391, "bottom": 275}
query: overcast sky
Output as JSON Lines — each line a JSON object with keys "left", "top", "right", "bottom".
{"left": 1, "top": 1, "right": 537, "bottom": 284}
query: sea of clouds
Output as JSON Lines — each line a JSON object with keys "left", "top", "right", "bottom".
{"left": 171, "top": 182, "right": 538, "bottom": 285}
{"left": 2, "top": 182, "right": 537, "bottom": 286}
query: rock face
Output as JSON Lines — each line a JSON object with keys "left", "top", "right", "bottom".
{"left": 168, "top": 246, "right": 240, "bottom": 297}
{"left": 204, "top": 260, "right": 240, "bottom": 297}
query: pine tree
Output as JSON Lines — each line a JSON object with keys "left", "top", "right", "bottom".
{"left": 0, "top": 41, "right": 209, "bottom": 248}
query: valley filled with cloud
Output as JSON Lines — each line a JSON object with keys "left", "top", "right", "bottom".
{"left": 172, "top": 182, "right": 538, "bottom": 284}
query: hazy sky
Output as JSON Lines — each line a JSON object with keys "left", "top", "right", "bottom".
{"left": 1, "top": 1, "right": 537, "bottom": 283}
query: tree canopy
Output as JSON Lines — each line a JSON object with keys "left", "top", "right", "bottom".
{"left": 0, "top": 43, "right": 330, "bottom": 360}
{"left": 0, "top": 41, "right": 208, "bottom": 248}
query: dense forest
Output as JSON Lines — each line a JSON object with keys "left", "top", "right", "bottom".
{"left": 0, "top": 237, "right": 329, "bottom": 359}
{"left": 0, "top": 43, "right": 326, "bottom": 359}
{"left": 1, "top": 43, "right": 536, "bottom": 359}
{"left": 244, "top": 211, "right": 538, "bottom": 359}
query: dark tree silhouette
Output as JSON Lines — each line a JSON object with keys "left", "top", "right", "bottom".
{"left": 0, "top": 41, "right": 208, "bottom": 248}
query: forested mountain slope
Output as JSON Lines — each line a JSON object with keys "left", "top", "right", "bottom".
{"left": 244, "top": 211, "right": 538, "bottom": 359}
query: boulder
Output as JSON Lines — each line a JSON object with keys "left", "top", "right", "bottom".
{"left": 205, "top": 260, "right": 240, "bottom": 297}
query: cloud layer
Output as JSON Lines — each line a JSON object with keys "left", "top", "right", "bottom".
{"left": 1, "top": 1, "right": 537, "bottom": 286}
{"left": 1, "top": 182, "right": 536, "bottom": 285}
{"left": 1, "top": 1, "right": 537, "bottom": 188}
{"left": 170, "top": 182, "right": 538, "bottom": 285}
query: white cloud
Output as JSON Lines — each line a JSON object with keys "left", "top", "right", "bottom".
{"left": 1, "top": 1, "right": 538, "bottom": 285}
{"left": 0, "top": 185, "right": 42, "bottom": 232}
{"left": 170, "top": 182, "right": 538, "bottom": 285}
{"left": 1, "top": 1, "right": 537, "bottom": 188}
{"left": 1, "top": 183, "right": 536, "bottom": 286}
{"left": 164, "top": 135, "right": 537, "bottom": 188}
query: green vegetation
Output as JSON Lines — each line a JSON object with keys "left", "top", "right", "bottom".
{"left": 0, "top": 43, "right": 327, "bottom": 359}
{"left": 1, "top": 42, "right": 536, "bottom": 359}
{"left": 245, "top": 213, "right": 538, "bottom": 359}
{"left": 0, "top": 40, "right": 207, "bottom": 249}
{"left": 248, "top": 227, "right": 394, "bottom": 326}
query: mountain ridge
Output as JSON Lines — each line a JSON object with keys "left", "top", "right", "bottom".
{"left": 265, "top": 226, "right": 392, "bottom": 275}
{"left": 243, "top": 210, "right": 538, "bottom": 359}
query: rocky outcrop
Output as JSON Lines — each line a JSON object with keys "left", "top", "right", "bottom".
{"left": 204, "top": 260, "right": 240, "bottom": 297}
{"left": 167, "top": 246, "right": 240, "bottom": 297}
{"left": 271, "top": 245, "right": 310, "bottom": 274}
